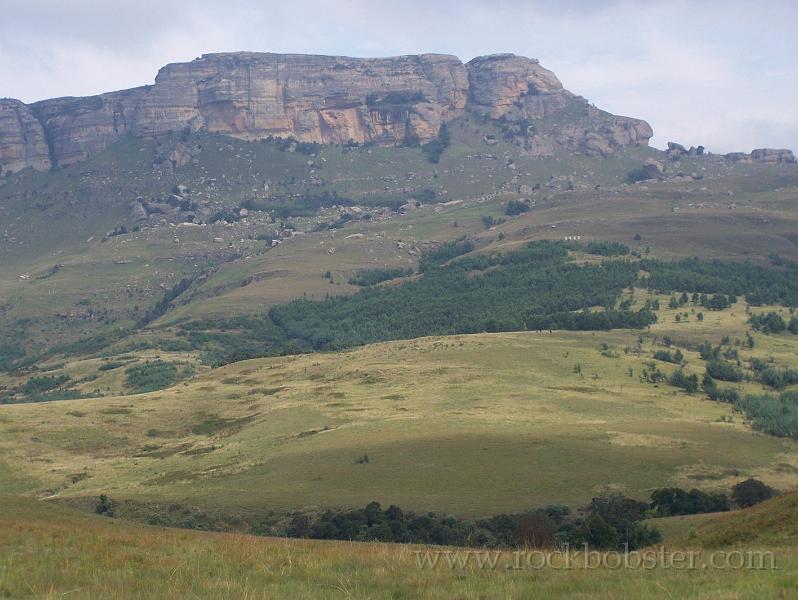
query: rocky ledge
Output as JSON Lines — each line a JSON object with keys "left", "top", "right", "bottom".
{"left": 1, "top": 52, "right": 654, "bottom": 173}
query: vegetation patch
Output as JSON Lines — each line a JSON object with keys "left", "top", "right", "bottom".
{"left": 348, "top": 267, "right": 413, "bottom": 286}
{"left": 124, "top": 360, "right": 195, "bottom": 393}
{"left": 190, "top": 414, "right": 256, "bottom": 436}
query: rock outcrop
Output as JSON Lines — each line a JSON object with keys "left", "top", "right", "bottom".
{"left": 1, "top": 52, "right": 654, "bottom": 173}
{"left": 466, "top": 54, "right": 652, "bottom": 157}
{"left": 0, "top": 99, "right": 52, "bottom": 174}
{"left": 725, "top": 148, "right": 796, "bottom": 164}
{"left": 751, "top": 148, "right": 796, "bottom": 164}
{"left": 466, "top": 54, "right": 567, "bottom": 121}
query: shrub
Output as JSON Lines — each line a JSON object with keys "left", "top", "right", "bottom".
{"left": 731, "top": 479, "right": 775, "bottom": 508}
{"left": 706, "top": 360, "right": 743, "bottom": 382}
{"left": 125, "top": 360, "right": 192, "bottom": 393}
{"left": 95, "top": 494, "right": 115, "bottom": 517}
{"left": 22, "top": 375, "right": 70, "bottom": 394}
{"left": 417, "top": 237, "right": 474, "bottom": 272}
{"left": 585, "top": 241, "right": 630, "bottom": 257}
{"left": 756, "top": 366, "right": 798, "bottom": 390}
{"left": 749, "top": 312, "right": 787, "bottom": 334}
{"left": 650, "top": 488, "right": 730, "bottom": 516}
{"left": 348, "top": 267, "right": 412, "bottom": 286}
{"left": 654, "top": 349, "right": 682, "bottom": 364}
{"left": 670, "top": 368, "right": 699, "bottom": 393}
{"left": 735, "top": 391, "right": 798, "bottom": 439}
{"left": 702, "top": 373, "right": 740, "bottom": 403}
{"left": 505, "top": 200, "right": 530, "bottom": 216}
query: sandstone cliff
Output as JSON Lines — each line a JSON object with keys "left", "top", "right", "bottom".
{"left": 0, "top": 99, "right": 52, "bottom": 174}
{"left": 1, "top": 52, "right": 653, "bottom": 173}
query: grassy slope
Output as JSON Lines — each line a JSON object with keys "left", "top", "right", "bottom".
{"left": 1, "top": 300, "right": 796, "bottom": 518}
{"left": 1, "top": 495, "right": 796, "bottom": 599}
{"left": 2, "top": 115, "right": 797, "bottom": 359}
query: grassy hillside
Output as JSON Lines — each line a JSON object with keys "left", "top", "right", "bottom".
{"left": 698, "top": 490, "right": 798, "bottom": 548}
{"left": 1, "top": 495, "right": 796, "bottom": 599}
{"left": 1, "top": 115, "right": 796, "bottom": 367}
{"left": 1, "top": 298, "right": 796, "bottom": 518}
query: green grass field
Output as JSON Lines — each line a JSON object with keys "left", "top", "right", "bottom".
{"left": 1, "top": 299, "right": 796, "bottom": 519}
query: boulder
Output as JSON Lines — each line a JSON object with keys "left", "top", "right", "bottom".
{"left": 641, "top": 159, "right": 664, "bottom": 180}
{"left": 667, "top": 142, "right": 687, "bottom": 154}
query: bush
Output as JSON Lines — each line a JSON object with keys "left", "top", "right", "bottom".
{"left": 22, "top": 374, "right": 70, "bottom": 394}
{"left": 670, "top": 368, "right": 699, "bottom": 393}
{"left": 650, "top": 488, "right": 730, "bottom": 516}
{"left": 275, "top": 496, "right": 657, "bottom": 550}
{"left": 573, "top": 495, "right": 661, "bottom": 550}
{"left": 0, "top": 344, "right": 25, "bottom": 372}
{"left": 585, "top": 241, "right": 630, "bottom": 257}
{"left": 702, "top": 373, "right": 740, "bottom": 403}
{"left": 749, "top": 312, "right": 787, "bottom": 334}
{"left": 654, "top": 349, "right": 682, "bottom": 364}
{"left": 735, "top": 391, "right": 798, "bottom": 439}
{"left": 505, "top": 200, "right": 530, "bottom": 216}
{"left": 138, "top": 277, "right": 194, "bottom": 326}
{"left": 417, "top": 237, "right": 474, "bottom": 272}
{"left": 125, "top": 360, "right": 193, "bottom": 393}
{"left": 706, "top": 360, "right": 743, "bottom": 382}
{"left": 348, "top": 267, "right": 413, "bottom": 286}
{"left": 753, "top": 364, "right": 798, "bottom": 390}
{"left": 98, "top": 362, "right": 124, "bottom": 371}
{"left": 627, "top": 167, "right": 650, "bottom": 183}
{"left": 95, "top": 494, "right": 115, "bottom": 517}
{"left": 731, "top": 479, "right": 775, "bottom": 508}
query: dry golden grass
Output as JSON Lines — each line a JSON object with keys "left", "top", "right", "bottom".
{"left": 1, "top": 298, "right": 796, "bottom": 517}
{"left": 1, "top": 495, "right": 797, "bottom": 599}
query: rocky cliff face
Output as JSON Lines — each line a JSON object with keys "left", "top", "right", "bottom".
{"left": 1, "top": 52, "right": 653, "bottom": 173}
{"left": 0, "top": 99, "right": 52, "bottom": 174}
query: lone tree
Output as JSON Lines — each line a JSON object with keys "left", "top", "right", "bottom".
{"left": 731, "top": 479, "right": 775, "bottom": 508}
{"left": 95, "top": 494, "right": 115, "bottom": 517}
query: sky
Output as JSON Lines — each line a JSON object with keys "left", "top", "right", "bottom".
{"left": 1, "top": 0, "right": 796, "bottom": 153}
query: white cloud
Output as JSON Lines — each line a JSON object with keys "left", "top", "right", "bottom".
{"left": 1, "top": 0, "right": 795, "bottom": 153}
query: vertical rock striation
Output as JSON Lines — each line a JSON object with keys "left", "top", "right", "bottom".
{"left": 0, "top": 99, "right": 51, "bottom": 174}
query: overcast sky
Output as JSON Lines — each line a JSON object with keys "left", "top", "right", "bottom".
{"left": 1, "top": 0, "right": 795, "bottom": 153}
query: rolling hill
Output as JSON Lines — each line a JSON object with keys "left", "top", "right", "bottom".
{"left": 1, "top": 50, "right": 798, "bottom": 599}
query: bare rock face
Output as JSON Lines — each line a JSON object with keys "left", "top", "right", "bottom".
{"left": 1, "top": 51, "right": 654, "bottom": 172}
{"left": 26, "top": 53, "right": 468, "bottom": 168}
{"left": 466, "top": 54, "right": 567, "bottom": 120}
{"left": 0, "top": 99, "right": 51, "bottom": 174}
{"left": 179, "top": 53, "right": 470, "bottom": 145}
{"left": 751, "top": 148, "right": 796, "bottom": 164}
{"left": 466, "top": 54, "right": 652, "bottom": 156}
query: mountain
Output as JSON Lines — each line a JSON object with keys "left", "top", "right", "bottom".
{"left": 0, "top": 52, "right": 654, "bottom": 174}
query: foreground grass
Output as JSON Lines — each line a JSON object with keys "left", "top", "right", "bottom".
{"left": 1, "top": 496, "right": 796, "bottom": 599}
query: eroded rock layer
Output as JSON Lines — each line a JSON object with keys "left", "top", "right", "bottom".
{"left": 1, "top": 52, "right": 653, "bottom": 172}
